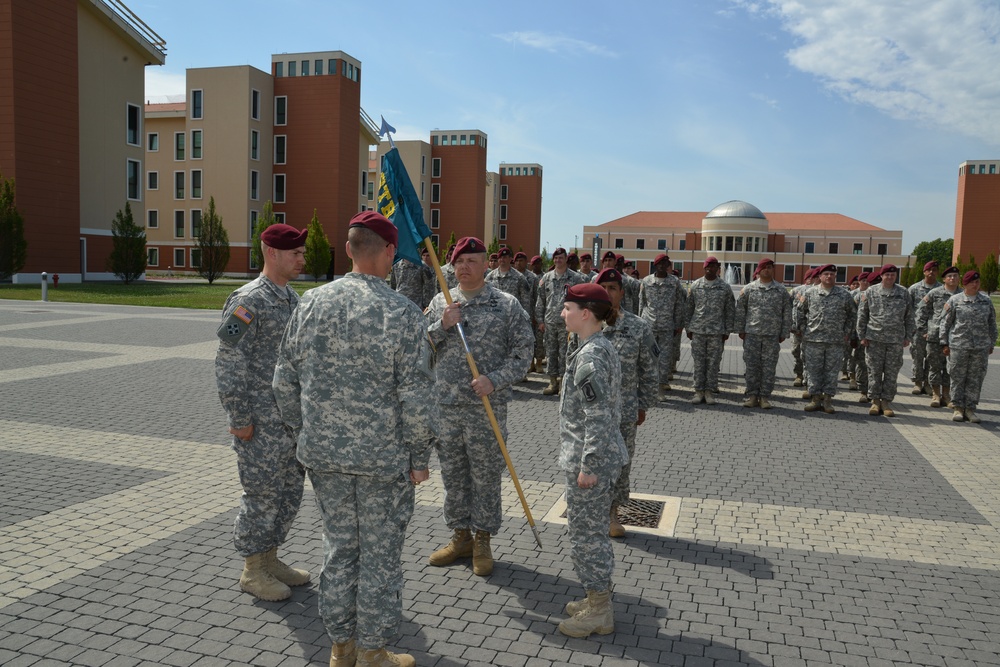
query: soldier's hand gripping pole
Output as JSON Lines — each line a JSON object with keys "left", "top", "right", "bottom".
{"left": 422, "top": 237, "right": 543, "bottom": 549}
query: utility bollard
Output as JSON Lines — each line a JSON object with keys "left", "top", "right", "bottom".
{"left": 41, "top": 272, "right": 48, "bottom": 302}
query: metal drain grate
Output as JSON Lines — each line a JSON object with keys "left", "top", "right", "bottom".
{"left": 560, "top": 498, "right": 665, "bottom": 529}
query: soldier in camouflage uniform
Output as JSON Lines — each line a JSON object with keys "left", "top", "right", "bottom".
{"left": 736, "top": 258, "right": 792, "bottom": 409}
{"left": 907, "top": 260, "right": 942, "bottom": 395}
{"left": 639, "top": 253, "right": 686, "bottom": 399}
{"left": 435, "top": 244, "right": 459, "bottom": 293}
{"left": 485, "top": 246, "right": 531, "bottom": 313}
{"left": 613, "top": 255, "right": 641, "bottom": 314}
{"left": 425, "top": 237, "right": 534, "bottom": 577}
{"left": 940, "top": 270, "right": 997, "bottom": 423}
{"left": 917, "top": 266, "right": 961, "bottom": 407}
{"left": 272, "top": 212, "right": 437, "bottom": 667}
{"left": 571, "top": 269, "right": 657, "bottom": 538}
{"left": 671, "top": 268, "right": 687, "bottom": 379}
{"left": 389, "top": 250, "right": 434, "bottom": 309}
{"left": 215, "top": 223, "right": 310, "bottom": 603}
{"left": 858, "top": 263, "right": 914, "bottom": 417}
{"left": 526, "top": 255, "right": 546, "bottom": 372}
{"left": 557, "top": 283, "right": 629, "bottom": 639}
{"left": 796, "top": 264, "right": 857, "bottom": 413}
{"left": 685, "top": 256, "right": 735, "bottom": 405}
{"left": 851, "top": 271, "right": 873, "bottom": 401}
{"left": 790, "top": 268, "right": 817, "bottom": 387}
{"left": 536, "top": 247, "right": 586, "bottom": 395}
{"left": 579, "top": 252, "right": 598, "bottom": 281}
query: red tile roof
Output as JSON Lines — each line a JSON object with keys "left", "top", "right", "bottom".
{"left": 597, "top": 211, "right": 886, "bottom": 232}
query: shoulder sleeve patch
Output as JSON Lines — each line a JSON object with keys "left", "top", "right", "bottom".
{"left": 217, "top": 309, "right": 252, "bottom": 345}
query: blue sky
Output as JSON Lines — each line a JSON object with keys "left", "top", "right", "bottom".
{"left": 136, "top": 0, "right": 1000, "bottom": 255}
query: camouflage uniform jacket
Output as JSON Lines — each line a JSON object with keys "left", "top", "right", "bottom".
{"left": 940, "top": 291, "right": 998, "bottom": 350}
{"left": 272, "top": 273, "right": 437, "bottom": 476}
{"left": 790, "top": 283, "right": 810, "bottom": 332}
{"left": 795, "top": 285, "right": 857, "bottom": 343}
{"left": 558, "top": 333, "right": 629, "bottom": 476}
{"left": 426, "top": 283, "right": 534, "bottom": 405}
{"left": 736, "top": 279, "right": 792, "bottom": 338}
{"left": 638, "top": 273, "right": 686, "bottom": 332}
{"left": 908, "top": 279, "right": 942, "bottom": 325}
{"left": 216, "top": 275, "right": 299, "bottom": 430}
{"left": 684, "top": 277, "right": 736, "bottom": 334}
{"left": 436, "top": 263, "right": 459, "bottom": 292}
{"left": 857, "top": 284, "right": 914, "bottom": 343}
{"left": 622, "top": 273, "right": 641, "bottom": 315}
{"left": 536, "top": 268, "right": 586, "bottom": 324}
{"left": 390, "top": 258, "right": 434, "bottom": 309}
{"left": 485, "top": 267, "right": 532, "bottom": 313}
{"left": 519, "top": 269, "right": 541, "bottom": 318}
{"left": 916, "top": 285, "right": 961, "bottom": 343}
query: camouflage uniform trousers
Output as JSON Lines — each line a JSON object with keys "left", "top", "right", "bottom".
{"left": 436, "top": 402, "right": 506, "bottom": 534}
{"left": 565, "top": 462, "right": 622, "bottom": 591}
{"left": 309, "top": 470, "right": 414, "bottom": 650}
{"left": 804, "top": 341, "right": 842, "bottom": 397}
{"left": 853, "top": 343, "right": 868, "bottom": 394}
{"left": 671, "top": 329, "right": 682, "bottom": 374}
{"left": 612, "top": 421, "right": 637, "bottom": 507}
{"left": 842, "top": 341, "right": 852, "bottom": 374}
{"left": 533, "top": 322, "right": 545, "bottom": 360}
{"left": 792, "top": 333, "right": 804, "bottom": 378}
{"left": 233, "top": 422, "right": 305, "bottom": 557}
{"left": 947, "top": 348, "right": 990, "bottom": 409}
{"left": 689, "top": 333, "right": 725, "bottom": 392}
{"left": 544, "top": 322, "right": 571, "bottom": 377}
{"left": 651, "top": 330, "right": 675, "bottom": 382}
{"left": 865, "top": 341, "right": 905, "bottom": 402}
{"left": 910, "top": 333, "right": 929, "bottom": 383}
{"left": 742, "top": 334, "right": 781, "bottom": 398}
{"left": 926, "top": 340, "right": 950, "bottom": 388}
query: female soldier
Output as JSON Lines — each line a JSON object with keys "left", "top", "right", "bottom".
{"left": 940, "top": 270, "right": 997, "bottom": 423}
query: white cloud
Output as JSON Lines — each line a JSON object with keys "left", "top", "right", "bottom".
{"left": 494, "top": 31, "right": 618, "bottom": 58}
{"left": 751, "top": 92, "right": 780, "bottom": 109}
{"left": 144, "top": 69, "right": 186, "bottom": 102}
{"left": 740, "top": 0, "right": 1000, "bottom": 145}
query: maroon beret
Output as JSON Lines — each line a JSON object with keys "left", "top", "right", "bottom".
{"left": 552, "top": 247, "right": 567, "bottom": 257}
{"left": 868, "top": 269, "right": 882, "bottom": 284}
{"left": 879, "top": 263, "right": 898, "bottom": 275}
{"left": 653, "top": 253, "right": 671, "bottom": 266}
{"left": 513, "top": 251, "right": 527, "bottom": 260}
{"left": 963, "top": 270, "right": 980, "bottom": 284}
{"left": 624, "top": 260, "right": 634, "bottom": 268}
{"left": 348, "top": 211, "right": 397, "bottom": 247}
{"left": 530, "top": 255, "right": 542, "bottom": 265}
{"left": 857, "top": 271, "right": 870, "bottom": 282}
{"left": 849, "top": 274, "right": 860, "bottom": 284}
{"left": 498, "top": 247, "right": 513, "bottom": 257}
{"left": 261, "top": 223, "right": 308, "bottom": 250}
{"left": 941, "top": 265, "right": 959, "bottom": 276}
{"left": 567, "top": 252, "right": 579, "bottom": 261}
{"left": 703, "top": 256, "right": 720, "bottom": 268}
{"left": 488, "top": 253, "right": 499, "bottom": 260}
{"left": 565, "top": 283, "right": 610, "bottom": 304}
{"left": 595, "top": 268, "right": 623, "bottom": 285}
{"left": 579, "top": 252, "right": 592, "bottom": 261}
{"left": 602, "top": 250, "right": 617, "bottom": 261}
{"left": 615, "top": 254, "right": 624, "bottom": 262}
{"left": 756, "top": 258, "right": 774, "bottom": 272}
{"left": 817, "top": 264, "right": 837, "bottom": 275}
{"left": 924, "top": 260, "right": 939, "bottom": 272}
{"left": 453, "top": 236, "right": 486, "bottom": 260}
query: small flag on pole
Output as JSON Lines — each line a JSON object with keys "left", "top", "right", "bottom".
{"left": 378, "top": 146, "right": 431, "bottom": 266}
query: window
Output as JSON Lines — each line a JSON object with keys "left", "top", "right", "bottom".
{"left": 127, "top": 160, "right": 140, "bottom": 200}
{"left": 174, "top": 248, "right": 185, "bottom": 267}
{"left": 734, "top": 237, "right": 742, "bottom": 252}
{"left": 127, "top": 103, "right": 140, "bottom": 145}
{"left": 274, "top": 135, "right": 286, "bottom": 164}
{"left": 361, "top": 171, "right": 367, "bottom": 196}
{"left": 191, "top": 209, "right": 202, "bottom": 238}
{"left": 432, "top": 158, "right": 441, "bottom": 177}
{"left": 274, "top": 212, "right": 285, "bottom": 223}
{"left": 754, "top": 237, "right": 761, "bottom": 252}
{"left": 657, "top": 239, "right": 666, "bottom": 251}
{"left": 251, "top": 89, "right": 260, "bottom": 120}
{"left": 679, "top": 240, "right": 686, "bottom": 250}
{"left": 805, "top": 242, "right": 815, "bottom": 253}
{"left": 992, "top": 164, "right": 997, "bottom": 174}
{"left": 614, "top": 238, "right": 623, "bottom": 249}
{"left": 147, "top": 171, "right": 158, "bottom": 190}
{"left": 275, "top": 97, "right": 287, "bottom": 125}
{"left": 431, "top": 234, "right": 439, "bottom": 247}
{"left": 250, "top": 170, "right": 259, "bottom": 200}
{"left": 500, "top": 184, "right": 508, "bottom": 200}
{"left": 836, "top": 266, "right": 847, "bottom": 283}
{"left": 249, "top": 212, "right": 259, "bottom": 269}
{"left": 421, "top": 155, "right": 426, "bottom": 175}
{"left": 419, "top": 181, "right": 424, "bottom": 201}
{"left": 828, "top": 242, "right": 839, "bottom": 254}
{"left": 288, "top": 60, "right": 296, "bottom": 77}
{"left": 147, "top": 210, "right": 158, "bottom": 228}
{"left": 174, "top": 172, "right": 185, "bottom": 199}
{"left": 499, "top": 224, "right": 507, "bottom": 240}
{"left": 191, "top": 130, "right": 202, "bottom": 159}
{"left": 274, "top": 174, "right": 286, "bottom": 203}
{"left": 853, "top": 243, "right": 863, "bottom": 255}
{"left": 191, "top": 90, "right": 203, "bottom": 119}
{"left": 431, "top": 209, "right": 440, "bottom": 229}
{"left": 328, "top": 59, "right": 336, "bottom": 75}
{"left": 431, "top": 183, "right": 440, "bottom": 203}
{"left": 708, "top": 237, "right": 716, "bottom": 251}
{"left": 191, "top": 170, "right": 202, "bottom": 199}
{"left": 174, "top": 211, "right": 185, "bottom": 238}
{"left": 174, "top": 132, "right": 185, "bottom": 160}
{"left": 301, "top": 60, "right": 308, "bottom": 75}
{"left": 725, "top": 236, "right": 734, "bottom": 252}
{"left": 636, "top": 239, "right": 645, "bottom": 250}
{"left": 980, "top": 164, "right": 987, "bottom": 174}
{"left": 314, "top": 59, "right": 322, "bottom": 76}
{"left": 190, "top": 248, "right": 201, "bottom": 268}
{"left": 147, "top": 133, "right": 159, "bottom": 152}
{"left": 275, "top": 61, "right": 283, "bottom": 77}
{"left": 368, "top": 181, "right": 375, "bottom": 201}
{"left": 500, "top": 204, "right": 507, "bottom": 220}
{"left": 250, "top": 130, "right": 259, "bottom": 160}
{"left": 147, "top": 247, "right": 158, "bottom": 267}
{"left": 877, "top": 243, "right": 888, "bottom": 255}
{"left": 784, "top": 265, "right": 796, "bottom": 282}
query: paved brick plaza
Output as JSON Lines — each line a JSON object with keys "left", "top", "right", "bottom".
{"left": 2, "top": 298, "right": 1000, "bottom": 667}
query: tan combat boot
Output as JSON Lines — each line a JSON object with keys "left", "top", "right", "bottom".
{"left": 868, "top": 400, "right": 881, "bottom": 416}
{"left": 742, "top": 395, "right": 759, "bottom": 408}
{"left": 690, "top": 390, "right": 704, "bottom": 405}
{"left": 609, "top": 505, "right": 625, "bottom": 538}
{"left": 657, "top": 383, "right": 670, "bottom": 401}
{"left": 822, "top": 394, "right": 835, "bottom": 414}
{"left": 329, "top": 639, "right": 357, "bottom": 667}
{"left": 801, "top": 389, "right": 812, "bottom": 400}
{"left": 265, "top": 548, "right": 310, "bottom": 587}
{"left": 472, "top": 530, "right": 493, "bottom": 576}
{"left": 930, "top": 385, "right": 942, "bottom": 408}
{"left": 881, "top": 400, "right": 895, "bottom": 417}
{"left": 943, "top": 386, "right": 953, "bottom": 408}
{"left": 911, "top": 381, "right": 923, "bottom": 395}
{"left": 804, "top": 395, "right": 822, "bottom": 412}
{"left": 849, "top": 373, "right": 859, "bottom": 390}
{"left": 793, "top": 376, "right": 803, "bottom": 387}
{"left": 703, "top": 391, "right": 716, "bottom": 405}
{"left": 428, "top": 529, "right": 473, "bottom": 566}
{"left": 542, "top": 376, "right": 559, "bottom": 395}
{"left": 356, "top": 647, "right": 414, "bottom": 667}
{"left": 952, "top": 408, "right": 965, "bottom": 422}
{"left": 565, "top": 596, "right": 588, "bottom": 616}
{"left": 759, "top": 397, "right": 773, "bottom": 410}
{"left": 558, "top": 590, "right": 615, "bottom": 638}
{"left": 240, "top": 553, "right": 292, "bottom": 601}
{"left": 966, "top": 408, "right": 981, "bottom": 424}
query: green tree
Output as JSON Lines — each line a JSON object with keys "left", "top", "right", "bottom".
{"left": 899, "top": 260, "right": 916, "bottom": 287}
{"left": 251, "top": 200, "right": 277, "bottom": 269}
{"left": 911, "top": 238, "right": 954, "bottom": 269}
{"left": 441, "top": 231, "right": 457, "bottom": 263}
{"left": 0, "top": 174, "right": 28, "bottom": 281}
{"left": 303, "top": 209, "right": 331, "bottom": 281}
{"left": 487, "top": 237, "right": 500, "bottom": 256}
{"left": 107, "top": 202, "right": 146, "bottom": 284}
{"left": 539, "top": 247, "right": 551, "bottom": 270}
{"left": 980, "top": 254, "right": 999, "bottom": 295}
{"left": 197, "top": 196, "right": 230, "bottom": 284}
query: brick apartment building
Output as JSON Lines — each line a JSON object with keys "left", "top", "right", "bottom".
{"left": 954, "top": 160, "right": 1000, "bottom": 265}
